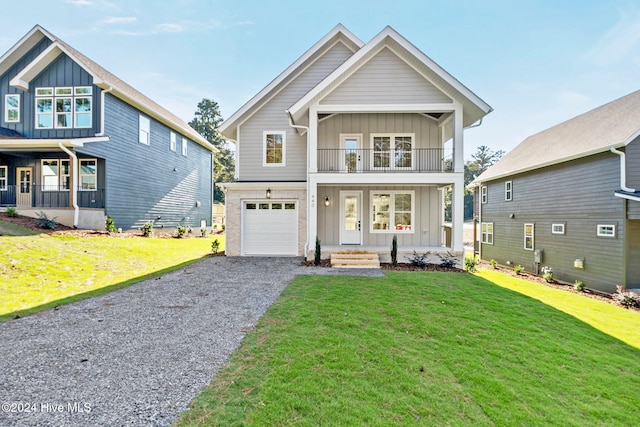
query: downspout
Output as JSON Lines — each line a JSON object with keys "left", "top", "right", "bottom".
{"left": 59, "top": 142, "right": 79, "bottom": 228}
{"left": 610, "top": 147, "right": 636, "bottom": 192}
{"left": 95, "top": 86, "right": 113, "bottom": 137}
{"left": 286, "top": 111, "right": 311, "bottom": 256}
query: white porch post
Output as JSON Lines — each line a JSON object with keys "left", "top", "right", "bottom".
{"left": 453, "top": 103, "right": 464, "bottom": 173}
{"left": 308, "top": 106, "right": 318, "bottom": 173}
{"left": 307, "top": 174, "right": 318, "bottom": 258}
{"left": 451, "top": 175, "right": 464, "bottom": 252}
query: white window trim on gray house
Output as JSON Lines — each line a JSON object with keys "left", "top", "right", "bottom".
{"left": 139, "top": 114, "right": 151, "bottom": 145}
{"left": 79, "top": 159, "right": 97, "bottom": 191}
{"left": 551, "top": 223, "right": 565, "bottom": 235}
{"left": 182, "top": 137, "right": 188, "bottom": 156}
{"left": 505, "top": 181, "right": 512, "bottom": 201}
{"left": 263, "top": 131, "right": 286, "bottom": 167}
{"left": 35, "top": 86, "right": 92, "bottom": 129}
{"left": 524, "top": 223, "right": 534, "bottom": 250}
{"left": 481, "top": 185, "right": 487, "bottom": 204}
{"left": 370, "top": 133, "right": 415, "bottom": 170}
{"left": 4, "top": 94, "right": 20, "bottom": 123}
{"left": 0, "top": 166, "right": 7, "bottom": 191}
{"left": 481, "top": 222, "right": 493, "bottom": 244}
{"left": 597, "top": 224, "right": 616, "bottom": 237}
{"left": 41, "top": 159, "right": 70, "bottom": 191}
{"left": 370, "top": 190, "right": 415, "bottom": 234}
{"left": 170, "top": 132, "right": 176, "bottom": 151}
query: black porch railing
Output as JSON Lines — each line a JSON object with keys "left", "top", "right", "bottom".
{"left": 317, "top": 148, "right": 453, "bottom": 173}
{"left": 0, "top": 185, "right": 105, "bottom": 208}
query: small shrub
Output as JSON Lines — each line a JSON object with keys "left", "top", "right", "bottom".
{"left": 140, "top": 221, "right": 154, "bottom": 237}
{"left": 612, "top": 285, "right": 640, "bottom": 308}
{"left": 314, "top": 236, "right": 321, "bottom": 266}
{"left": 574, "top": 280, "right": 585, "bottom": 292}
{"left": 34, "top": 211, "right": 58, "bottom": 230}
{"left": 514, "top": 264, "right": 524, "bottom": 275}
{"left": 391, "top": 235, "right": 398, "bottom": 267}
{"left": 464, "top": 256, "right": 478, "bottom": 273}
{"left": 5, "top": 206, "right": 17, "bottom": 218}
{"left": 490, "top": 259, "right": 498, "bottom": 269}
{"left": 438, "top": 252, "right": 458, "bottom": 268}
{"left": 541, "top": 266, "right": 553, "bottom": 283}
{"left": 200, "top": 227, "right": 208, "bottom": 237}
{"left": 105, "top": 216, "right": 117, "bottom": 233}
{"left": 221, "top": 224, "right": 225, "bottom": 231}
{"left": 406, "top": 251, "right": 431, "bottom": 268}
{"left": 213, "top": 224, "right": 218, "bottom": 230}
{"left": 176, "top": 224, "right": 187, "bottom": 238}
{"left": 211, "top": 239, "right": 220, "bottom": 254}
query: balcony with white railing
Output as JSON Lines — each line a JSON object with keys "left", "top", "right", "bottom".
{"left": 317, "top": 148, "right": 453, "bottom": 173}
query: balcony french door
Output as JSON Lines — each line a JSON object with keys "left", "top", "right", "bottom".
{"left": 340, "top": 134, "right": 362, "bottom": 173}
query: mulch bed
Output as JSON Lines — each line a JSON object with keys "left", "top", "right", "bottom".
{"left": 300, "top": 258, "right": 465, "bottom": 273}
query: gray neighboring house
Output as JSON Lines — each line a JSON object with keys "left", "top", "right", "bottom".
{"left": 470, "top": 90, "right": 640, "bottom": 294}
{"left": 219, "top": 24, "right": 492, "bottom": 259}
{"left": 0, "top": 25, "right": 216, "bottom": 229}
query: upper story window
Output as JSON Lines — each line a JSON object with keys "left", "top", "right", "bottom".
{"left": 505, "top": 181, "right": 512, "bottom": 201}
{"left": 4, "top": 94, "right": 20, "bottom": 123}
{"left": 170, "top": 132, "right": 177, "bottom": 151}
{"left": 0, "top": 166, "right": 7, "bottom": 191}
{"left": 481, "top": 186, "right": 488, "bottom": 204}
{"left": 80, "top": 159, "right": 97, "bottom": 190}
{"left": 371, "top": 191, "right": 414, "bottom": 233}
{"left": 139, "top": 114, "right": 150, "bottom": 145}
{"left": 597, "top": 224, "right": 616, "bottom": 237}
{"left": 35, "top": 86, "right": 92, "bottom": 129}
{"left": 41, "top": 159, "right": 70, "bottom": 191}
{"left": 182, "top": 137, "right": 188, "bottom": 156}
{"left": 263, "top": 131, "right": 286, "bottom": 166}
{"left": 371, "top": 133, "right": 414, "bottom": 170}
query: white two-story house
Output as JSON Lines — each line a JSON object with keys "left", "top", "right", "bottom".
{"left": 220, "top": 25, "right": 491, "bottom": 260}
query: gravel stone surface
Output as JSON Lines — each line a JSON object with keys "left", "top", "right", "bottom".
{"left": 0, "top": 256, "right": 383, "bottom": 426}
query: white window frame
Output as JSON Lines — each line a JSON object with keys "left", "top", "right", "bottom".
{"left": 35, "top": 87, "right": 54, "bottom": 129}
{"left": 41, "top": 159, "right": 60, "bottom": 191}
{"left": 170, "top": 132, "right": 177, "bottom": 151}
{"left": 597, "top": 224, "right": 616, "bottom": 237}
{"left": 0, "top": 166, "right": 7, "bottom": 191}
{"left": 551, "top": 223, "right": 565, "bottom": 235}
{"left": 481, "top": 185, "right": 487, "bottom": 204}
{"left": 263, "top": 131, "right": 286, "bottom": 167}
{"left": 481, "top": 222, "right": 493, "bottom": 244}
{"left": 505, "top": 181, "right": 512, "bottom": 201}
{"left": 74, "top": 86, "right": 92, "bottom": 128}
{"left": 35, "top": 86, "right": 92, "bottom": 129}
{"left": 79, "top": 158, "right": 98, "bottom": 191}
{"left": 524, "top": 223, "right": 534, "bottom": 250}
{"left": 139, "top": 114, "right": 150, "bottom": 145}
{"left": 4, "top": 94, "right": 20, "bottom": 123}
{"left": 370, "top": 133, "right": 415, "bottom": 170}
{"left": 370, "top": 190, "right": 415, "bottom": 234}
{"left": 182, "top": 137, "right": 188, "bottom": 156}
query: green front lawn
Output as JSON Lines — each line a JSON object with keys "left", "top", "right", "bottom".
{"left": 0, "top": 233, "right": 225, "bottom": 321}
{"left": 177, "top": 271, "right": 640, "bottom": 426}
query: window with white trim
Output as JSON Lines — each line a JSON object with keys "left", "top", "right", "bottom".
{"left": 79, "top": 159, "right": 97, "bottom": 190}
{"left": 505, "top": 181, "right": 512, "bottom": 201}
{"left": 481, "top": 222, "right": 493, "bottom": 244}
{"left": 552, "top": 223, "right": 565, "bottom": 235}
{"left": 182, "top": 137, "right": 188, "bottom": 156}
{"left": 524, "top": 223, "right": 534, "bottom": 250}
{"left": 41, "top": 159, "right": 71, "bottom": 191}
{"left": 170, "top": 132, "right": 176, "bottom": 151}
{"left": 4, "top": 94, "right": 20, "bottom": 123}
{"left": 139, "top": 115, "right": 150, "bottom": 145}
{"left": 597, "top": 224, "right": 615, "bottom": 237}
{"left": 0, "top": 166, "right": 7, "bottom": 191}
{"left": 371, "top": 133, "right": 414, "bottom": 169}
{"left": 35, "top": 86, "right": 91, "bottom": 129}
{"left": 263, "top": 131, "right": 285, "bottom": 166}
{"left": 371, "top": 191, "right": 414, "bottom": 233}
{"left": 481, "top": 185, "right": 487, "bottom": 204}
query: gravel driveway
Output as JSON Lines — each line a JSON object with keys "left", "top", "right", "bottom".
{"left": 0, "top": 256, "right": 383, "bottom": 426}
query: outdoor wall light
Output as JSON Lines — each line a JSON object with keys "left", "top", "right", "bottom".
{"left": 509, "top": 213, "right": 515, "bottom": 219}
{"left": 196, "top": 200, "right": 201, "bottom": 207}
{"left": 266, "top": 188, "right": 271, "bottom": 199}
{"left": 325, "top": 196, "right": 330, "bottom": 207}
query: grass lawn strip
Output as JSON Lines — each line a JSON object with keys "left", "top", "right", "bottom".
{"left": 0, "top": 234, "right": 225, "bottom": 321}
{"left": 176, "top": 272, "right": 640, "bottom": 426}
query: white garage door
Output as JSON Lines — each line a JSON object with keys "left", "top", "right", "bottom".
{"left": 242, "top": 201, "right": 298, "bottom": 255}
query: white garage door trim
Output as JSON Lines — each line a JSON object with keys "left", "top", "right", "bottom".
{"left": 241, "top": 200, "right": 298, "bottom": 256}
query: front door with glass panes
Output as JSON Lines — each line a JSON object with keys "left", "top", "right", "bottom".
{"left": 16, "top": 167, "right": 32, "bottom": 207}
{"left": 340, "top": 191, "right": 362, "bottom": 245}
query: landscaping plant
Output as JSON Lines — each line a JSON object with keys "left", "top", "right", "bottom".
{"left": 513, "top": 264, "right": 524, "bottom": 275}
{"left": 574, "top": 280, "right": 585, "bottom": 292}
{"left": 34, "top": 211, "right": 58, "bottom": 230}
{"left": 314, "top": 236, "right": 321, "bottom": 266}
{"left": 140, "top": 221, "right": 154, "bottom": 237}
{"left": 5, "top": 206, "right": 17, "bottom": 218}
{"left": 612, "top": 285, "right": 640, "bottom": 309}
{"left": 464, "top": 255, "right": 478, "bottom": 272}
{"left": 391, "top": 235, "right": 398, "bottom": 267}
{"left": 105, "top": 215, "right": 117, "bottom": 233}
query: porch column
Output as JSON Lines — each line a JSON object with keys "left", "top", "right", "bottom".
{"left": 451, "top": 175, "right": 464, "bottom": 252}
{"left": 453, "top": 103, "right": 464, "bottom": 173}
{"left": 307, "top": 174, "right": 319, "bottom": 258}
{"left": 308, "top": 106, "right": 318, "bottom": 173}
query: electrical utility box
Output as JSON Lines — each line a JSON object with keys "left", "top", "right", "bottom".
{"left": 534, "top": 249, "right": 543, "bottom": 263}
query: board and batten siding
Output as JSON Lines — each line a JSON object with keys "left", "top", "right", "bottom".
{"left": 238, "top": 42, "right": 354, "bottom": 182}
{"left": 320, "top": 47, "right": 452, "bottom": 106}
{"left": 480, "top": 152, "right": 626, "bottom": 293}
{"left": 318, "top": 113, "right": 441, "bottom": 150}
{"left": 317, "top": 185, "right": 442, "bottom": 247}
{"left": 76, "top": 93, "right": 212, "bottom": 229}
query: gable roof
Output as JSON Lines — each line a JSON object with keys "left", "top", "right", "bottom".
{"left": 288, "top": 26, "right": 492, "bottom": 128}
{"left": 218, "top": 24, "right": 364, "bottom": 140}
{"left": 472, "top": 90, "right": 640, "bottom": 186}
{"left": 0, "top": 25, "right": 216, "bottom": 152}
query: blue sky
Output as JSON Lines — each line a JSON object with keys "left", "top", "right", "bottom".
{"left": 2, "top": 0, "right": 640, "bottom": 157}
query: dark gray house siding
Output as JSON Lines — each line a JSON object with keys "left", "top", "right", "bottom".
{"left": 77, "top": 93, "right": 212, "bottom": 229}
{"left": 625, "top": 136, "right": 640, "bottom": 190}
{"left": 480, "top": 152, "right": 625, "bottom": 293}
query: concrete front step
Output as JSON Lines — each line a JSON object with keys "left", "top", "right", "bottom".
{"left": 330, "top": 252, "right": 381, "bottom": 269}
